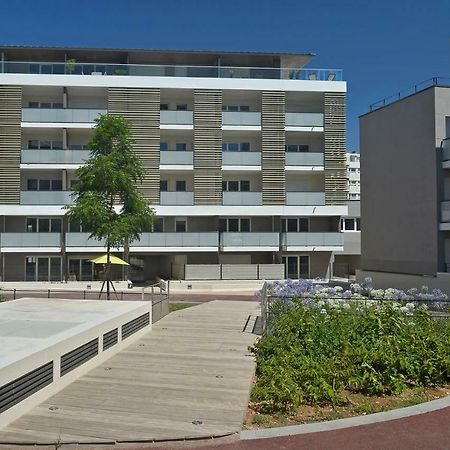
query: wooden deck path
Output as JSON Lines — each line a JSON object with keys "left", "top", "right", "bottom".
{"left": 0, "top": 301, "right": 260, "bottom": 445}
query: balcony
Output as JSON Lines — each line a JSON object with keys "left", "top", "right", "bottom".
{"left": 20, "top": 191, "right": 74, "bottom": 205}
{"left": 21, "top": 149, "right": 90, "bottom": 165}
{"left": 222, "top": 152, "right": 261, "bottom": 166}
{"left": 0, "top": 232, "right": 61, "bottom": 248}
{"left": 285, "top": 112, "right": 324, "bottom": 128}
{"left": 223, "top": 191, "right": 262, "bottom": 206}
{"left": 441, "top": 201, "right": 450, "bottom": 224}
{"left": 285, "top": 152, "right": 324, "bottom": 166}
{"left": 66, "top": 233, "right": 106, "bottom": 248}
{"left": 160, "top": 151, "right": 193, "bottom": 165}
{"left": 131, "top": 232, "right": 218, "bottom": 249}
{"left": 160, "top": 110, "right": 193, "bottom": 126}
{"left": 160, "top": 191, "right": 194, "bottom": 206}
{"left": 221, "top": 232, "right": 279, "bottom": 250}
{"left": 286, "top": 192, "right": 325, "bottom": 206}
{"left": 222, "top": 112, "right": 261, "bottom": 127}
{"left": 22, "top": 108, "right": 106, "bottom": 123}
{"left": 282, "top": 232, "right": 343, "bottom": 249}
{"left": 1, "top": 61, "right": 344, "bottom": 81}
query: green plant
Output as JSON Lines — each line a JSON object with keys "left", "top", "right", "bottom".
{"left": 114, "top": 68, "right": 127, "bottom": 76}
{"left": 250, "top": 302, "right": 450, "bottom": 413}
{"left": 65, "top": 58, "right": 77, "bottom": 74}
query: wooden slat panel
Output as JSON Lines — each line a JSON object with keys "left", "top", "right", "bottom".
{"left": 324, "top": 92, "right": 347, "bottom": 204}
{"left": 108, "top": 88, "right": 160, "bottom": 204}
{"left": 194, "top": 90, "right": 222, "bottom": 205}
{"left": 0, "top": 86, "right": 22, "bottom": 204}
{"left": 262, "top": 91, "right": 285, "bottom": 205}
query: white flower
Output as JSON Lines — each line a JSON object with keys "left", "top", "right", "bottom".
{"left": 320, "top": 308, "right": 328, "bottom": 315}
{"left": 405, "top": 303, "right": 415, "bottom": 309}
{"left": 343, "top": 303, "right": 351, "bottom": 309}
{"left": 400, "top": 306, "right": 409, "bottom": 313}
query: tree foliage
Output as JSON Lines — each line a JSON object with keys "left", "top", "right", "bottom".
{"left": 65, "top": 114, "right": 155, "bottom": 250}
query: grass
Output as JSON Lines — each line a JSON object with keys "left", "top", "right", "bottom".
{"left": 169, "top": 302, "right": 199, "bottom": 312}
{"left": 244, "top": 385, "right": 450, "bottom": 429}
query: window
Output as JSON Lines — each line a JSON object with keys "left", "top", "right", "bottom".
{"left": 222, "top": 105, "right": 250, "bottom": 112}
{"left": 160, "top": 180, "right": 168, "bottom": 191}
{"left": 160, "top": 142, "right": 169, "bottom": 151}
{"left": 69, "top": 220, "right": 82, "bottom": 232}
{"left": 356, "top": 218, "right": 361, "bottom": 231}
{"left": 222, "top": 142, "right": 250, "bottom": 152}
{"left": 153, "top": 218, "right": 164, "bottom": 232}
{"left": 341, "top": 217, "right": 360, "bottom": 231}
{"left": 39, "top": 180, "right": 51, "bottom": 190}
{"left": 176, "top": 180, "right": 186, "bottom": 191}
{"left": 39, "top": 218, "right": 50, "bottom": 232}
{"left": 26, "top": 218, "right": 37, "bottom": 232}
{"left": 175, "top": 143, "right": 187, "bottom": 151}
{"left": 70, "top": 179, "right": 80, "bottom": 188}
{"left": 26, "top": 256, "right": 61, "bottom": 282}
{"left": 51, "top": 180, "right": 62, "bottom": 191}
{"left": 282, "top": 218, "right": 309, "bottom": 232}
{"left": 39, "top": 141, "right": 51, "bottom": 149}
{"left": 222, "top": 180, "right": 250, "bottom": 192}
{"left": 28, "top": 140, "right": 63, "bottom": 150}
{"left": 219, "top": 217, "right": 251, "bottom": 232}
{"left": 27, "top": 179, "right": 38, "bottom": 191}
{"left": 176, "top": 104, "right": 187, "bottom": 111}
{"left": 160, "top": 103, "right": 169, "bottom": 110}
{"left": 286, "top": 144, "right": 309, "bottom": 153}
{"left": 175, "top": 218, "right": 187, "bottom": 232}
{"left": 28, "top": 140, "right": 39, "bottom": 149}
{"left": 28, "top": 102, "right": 39, "bottom": 108}
{"left": 70, "top": 144, "right": 87, "bottom": 150}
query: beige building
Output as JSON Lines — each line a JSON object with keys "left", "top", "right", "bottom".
{"left": 0, "top": 46, "right": 348, "bottom": 282}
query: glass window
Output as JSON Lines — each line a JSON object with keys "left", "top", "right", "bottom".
{"left": 228, "top": 181, "right": 239, "bottom": 191}
{"left": 80, "top": 259, "right": 93, "bottom": 281}
{"left": 52, "top": 141, "right": 63, "bottom": 149}
{"left": 160, "top": 180, "right": 168, "bottom": 191}
{"left": 176, "top": 180, "right": 186, "bottom": 191}
{"left": 40, "top": 141, "right": 51, "bottom": 149}
{"left": 299, "top": 256, "right": 310, "bottom": 278}
{"left": 51, "top": 179, "right": 62, "bottom": 191}
{"left": 37, "top": 257, "right": 49, "bottom": 281}
{"left": 240, "top": 180, "right": 250, "bottom": 191}
{"left": 26, "top": 218, "right": 37, "bottom": 232}
{"left": 40, "top": 102, "right": 52, "bottom": 109}
{"left": 70, "top": 179, "right": 80, "bottom": 188}
{"left": 240, "top": 218, "right": 250, "bottom": 232}
{"left": 39, "top": 218, "right": 50, "bottom": 232}
{"left": 287, "top": 218, "right": 297, "bottom": 232}
{"left": 222, "top": 181, "right": 227, "bottom": 191}
{"left": 218, "top": 218, "right": 227, "bottom": 232}
{"left": 240, "top": 142, "right": 250, "bottom": 151}
{"left": 228, "top": 105, "right": 239, "bottom": 111}
{"left": 176, "top": 104, "right": 187, "bottom": 111}
{"left": 153, "top": 218, "right": 164, "bottom": 232}
{"left": 50, "top": 257, "right": 61, "bottom": 281}
{"left": 28, "top": 140, "right": 39, "bottom": 149}
{"left": 356, "top": 218, "right": 361, "bottom": 231}
{"left": 25, "top": 257, "right": 36, "bottom": 281}
{"left": 299, "top": 218, "right": 309, "bottom": 232}
{"left": 228, "top": 143, "right": 239, "bottom": 152}
{"left": 160, "top": 142, "right": 168, "bottom": 151}
{"left": 160, "top": 103, "right": 169, "bottom": 110}
{"left": 175, "top": 219, "right": 187, "bottom": 232}
{"left": 299, "top": 145, "right": 309, "bottom": 152}
{"left": 27, "top": 179, "right": 38, "bottom": 191}
{"left": 239, "top": 105, "right": 250, "bottom": 112}
{"left": 39, "top": 179, "right": 50, "bottom": 191}
{"left": 28, "top": 102, "right": 39, "bottom": 108}
{"left": 228, "top": 218, "right": 239, "bottom": 232}
{"left": 51, "top": 218, "right": 62, "bottom": 232}
{"left": 175, "top": 143, "right": 187, "bottom": 151}
{"left": 287, "top": 144, "right": 298, "bottom": 153}
{"left": 69, "top": 220, "right": 82, "bottom": 232}
{"left": 52, "top": 103, "right": 63, "bottom": 109}
{"left": 344, "top": 218, "right": 355, "bottom": 231}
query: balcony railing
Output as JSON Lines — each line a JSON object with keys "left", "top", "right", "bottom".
{"left": 441, "top": 201, "right": 450, "bottom": 222}
{"left": 285, "top": 152, "right": 324, "bottom": 166}
{"left": 160, "top": 110, "right": 193, "bottom": 125}
{"left": 0, "top": 232, "right": 61, "bottom": 247}
{"left": 21, "top": 149, "right": 90, "bottom": 164}
{"left": 286, "top": 192, "right": 326, "bottom": 206}
{"left": 66, "top": 233, "right": 106, "bottom": 247}
{"left": 222, "top": 111, "right": 261, "bottom": 126}
{"left": 20, "top": 191, "right": 74, "bottom": 205}
{"left": 285, "top": 112, "right": 324, "bottom": 127}
{"left": 160, "top": 191, "right": 194, "bottom": 206}
{"left": 222, "top": 191, "right": 262, "bottom": 206}
{"left": 22, "top": 108, "right": 106, "bottom": 123}
{"left": 160, "top": 151, "right": 193, "bottom": 165}
{"left": 222, "top": 152, "right": 261, "bottom": 166}
{"left": 282, "top": 232, "right": 343, "bottom": 248}
{"left": 1, "top": 61, "right": 343, "bottom": 81}
{"left": 131, "top": 232, "right": 218, "bottom": 247}
{"left": 221, "top": 232, "right": 279, "bottom": 248}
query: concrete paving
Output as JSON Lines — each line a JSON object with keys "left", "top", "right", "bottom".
{"left": 0, "top": 300, "right": 260, "bottom": 445}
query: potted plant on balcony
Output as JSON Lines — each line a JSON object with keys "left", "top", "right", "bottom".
{"left": 65, "top": 58, "right": 77, "bottom": 75}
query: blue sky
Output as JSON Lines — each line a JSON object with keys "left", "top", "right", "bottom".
{"left": 1, "top": 0, "right": 449, "bottom": 149}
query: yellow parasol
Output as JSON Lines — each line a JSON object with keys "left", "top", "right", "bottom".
{"left": 89, "top": 254, "right": 129, "bottom": 265}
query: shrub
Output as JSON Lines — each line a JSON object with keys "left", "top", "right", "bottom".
{"left": 251, "top": 300, "right": 450, "bottom": 412}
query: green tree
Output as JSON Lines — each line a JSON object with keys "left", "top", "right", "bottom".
{"left": 65, "top": 114, "right": 155, "bottom": 298}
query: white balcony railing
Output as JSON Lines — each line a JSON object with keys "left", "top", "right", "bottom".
{"left": 160, "top": 110, "right": 193, "bottom": 125}
{"left": 285, "top": 152, "right": 324, "bottom": 166}
{"left": 222, "top": 191, "right": 263, "bottom": 206}
{"left": 132, "top": 232, "right": 218, "bottom": 247}
{"left": 0, "top": 232, "right": 61, "bottom": 247}
{"left": 221, "top": 232, "right": 279, "bottom": 248}
{"left": 160, "top": 151, "right": 193, "bottom": 165}
{"left": 65, "top": 233, "right": 106, "bottom": 247}
{"left": 286, "top": 192, "right": 326, "bottom": 206}
{"left": 222, "top": 152, "right": 261, "bottom": 166}
{"left": 22, "top": 108, "right": 106, "bottom": 123}
{"left": 282, "top": 232, "right": 343, "bottom": 248}
{"left": 222, "top": 111, "right": 261, "bottom": 126}
{"left": 285, "top": 112, "right": 324, "bottom": 127}
{"left": 21, "top": 150, "right": 90, "bottom": 164}
{"left": 20, "top": 191, "right": 74, "bottom": 205}
{"left": 160, "top": 191, "right": 194, "bottom": 205}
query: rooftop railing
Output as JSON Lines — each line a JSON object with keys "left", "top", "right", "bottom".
{"left": 0, "top": 61, "right": 343, "bottom": 81}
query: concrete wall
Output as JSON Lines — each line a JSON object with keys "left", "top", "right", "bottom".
{"left": 360, "top": 87, "right": 440, "bottom": 276}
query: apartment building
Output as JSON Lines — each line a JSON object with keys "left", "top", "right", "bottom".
{"left": 0, "top": 46, "right": 347, "bottom": 282}
{"left": 359, "top": 79, "right": 450, "bottom": 292}
{"left": 346, "top": 152, "right": 360, "bottom": 200}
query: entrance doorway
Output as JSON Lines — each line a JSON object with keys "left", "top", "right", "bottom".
{"left": 282, "top": 255, "right": 310, "bottom": 279}
{"left": 25, "top": 256, "right": 61, "bottom": 281}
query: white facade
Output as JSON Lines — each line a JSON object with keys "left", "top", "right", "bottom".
{"left": 346, "top": 152, "right": 361, "bottom": 200}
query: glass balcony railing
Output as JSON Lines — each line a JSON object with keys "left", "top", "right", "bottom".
{"left": 282, "top": 232, "right": 343, "bottom": 247}
{"left": 222, "top": 111, "right": 261, "bottom": 126}
{"left": 20, "top": 191, "right": 74, "bottom": 205}
{"left": 286, "top": 192, "right": 326, "bottom": 206}
{"left": 1, "top": 61, "right": 343, "bottom": 81}
{"left": 160, "top": 151, "right": 193, "bottom": 165}
{"left": 0, "top": 232, "right": 61, "bottom": 248}
{"left": 131, "top": 232, "right": 218, "bottom": 247}
{"left": 21, "top": 149, "right": 90, "bottom": 164}
{"left": 221, "top": 232, "right": 279, "bottom": 248}
{"left": 160, "top": 110, "right": 193, "bottom": 125}
{"left": 285, "top": 152, "right": 324, "bottom": 166}
{"left": 222, "top": 191, "right": 263, "bottom": 206}
{"left": 22, "top": 108, "right": 106, "bottom": 123}
{"left": 285, "top": 112, "right": 324, "bottom": 127}
{"left": 222, "top": 152, "right": 261, "bottom": 166}
{"left": 66, "top": 233, "right": 106, "bottom": 247}
{"left": 160, "top": 191, "right": 194, "bottom": 205}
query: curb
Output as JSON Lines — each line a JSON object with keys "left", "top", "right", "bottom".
{"left": 240, "top": 395, "right": 450, "bottom": 440}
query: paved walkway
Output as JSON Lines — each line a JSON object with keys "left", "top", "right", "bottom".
{"left": 0, "top": 301, "right": 260, "bottom": 445}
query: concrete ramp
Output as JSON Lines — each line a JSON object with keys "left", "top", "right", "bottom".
{"left": 0, "top": 300, "right": 260, "bottom": 445}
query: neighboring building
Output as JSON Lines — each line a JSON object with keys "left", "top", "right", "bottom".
{"left": 0, "top": 46, "right": 348, "bottom": 282}
{"left": 333, "top": 152, "right": 361, "bottom": 279}
{"left": 359, "top": 78, "right": 450, "bottom": 292}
